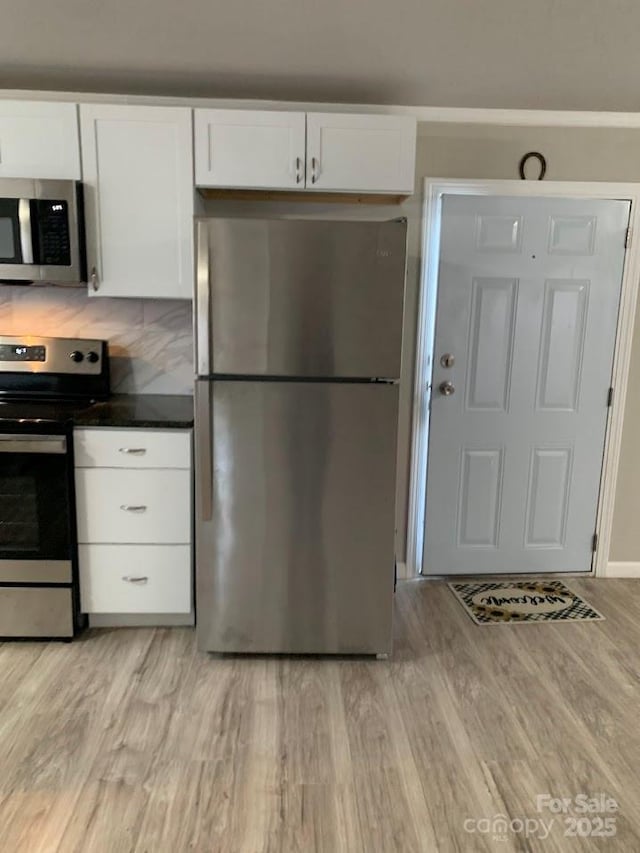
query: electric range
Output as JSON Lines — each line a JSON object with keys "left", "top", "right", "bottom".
{"left": 0, "top": 335, "right": 110, "bottom": 639}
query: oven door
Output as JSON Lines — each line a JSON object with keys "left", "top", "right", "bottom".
{"left": 0, "top": 431, "right": 73, "bottom": 583}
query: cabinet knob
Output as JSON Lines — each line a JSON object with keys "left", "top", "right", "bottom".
{"left": 295, "top": 156, "right": 302, "bottom": 184}
{"left": 120, "top": 504, "right": 148, "bottom": 513}
{"left": 122, "top": 575, "right": 149, "bottom": 584}
{"left": 90, "top": 266, "right": 99, "bottom": 292}
{"left": 118, "top": 447, "right": 147, "bottom": 455}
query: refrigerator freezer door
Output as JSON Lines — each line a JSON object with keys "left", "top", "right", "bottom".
{"left": 195, "top": 379, "right": 399, "bottom": 654}
{"left": 196, "top": 217, "right": 407, "bottom": 379}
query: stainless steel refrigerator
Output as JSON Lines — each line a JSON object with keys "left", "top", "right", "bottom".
{"left": 194, "top": 217, "right": 407, "bottom": 654}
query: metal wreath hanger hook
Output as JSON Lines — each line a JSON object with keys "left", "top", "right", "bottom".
{"left": 519, "top": 151, "right": 547, "bottom": 180}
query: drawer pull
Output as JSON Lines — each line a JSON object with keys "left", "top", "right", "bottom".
{"left": 122, "top": 575, "right": 149, "bottom": 584}
{"left": 120, "top": 505, "right": 148, "bottom": 513}
{"left": 119, "top": 447, "right": 147, "bottom": 455}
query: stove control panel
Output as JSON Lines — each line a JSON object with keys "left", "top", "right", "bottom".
{"left": 0, "top": 344, "right": 47, "bottom": 363}
{"left": 0, "top": 336, "right": 108, "bottom": 377}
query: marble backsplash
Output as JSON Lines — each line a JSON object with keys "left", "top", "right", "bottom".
{"left": 0, "top": 284, "right": 194, "bottom": 395}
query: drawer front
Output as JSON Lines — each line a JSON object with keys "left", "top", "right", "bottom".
{"left": 76, "top": 469, "right": 191, "bottom": 544}
{"left": 74, "top": 428, "right": 191, "bottom": 469}
{"left": 0, "top": 587, "right": 73, "bottom": 637}
{"left": 79, "top": 544, "right": 191, "bottom": 613}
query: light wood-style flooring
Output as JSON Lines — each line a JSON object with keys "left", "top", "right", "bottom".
{"left": 0, "top": 578, "right": 639, "bottom": 852}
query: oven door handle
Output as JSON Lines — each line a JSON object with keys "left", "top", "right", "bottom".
{"left": 0, "top": 434, "right": 67, "bottom": 454}
{"left": 18, "top": 199, "right": 35, "bottom": 265}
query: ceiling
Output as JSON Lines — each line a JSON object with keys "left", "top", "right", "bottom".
{"left": 1, "top": 0, "right": 638, "bottom": 111}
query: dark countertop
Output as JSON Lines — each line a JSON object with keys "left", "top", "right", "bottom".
{"left": 0, "top": 394, "right": 194, "bottom": 430}
{"left": 74, "top": 394, "right": 194, "bottom": 429}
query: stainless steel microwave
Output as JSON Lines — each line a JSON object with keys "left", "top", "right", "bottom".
{"left": 0, "top": 179, "right": 87, "bottom": 285}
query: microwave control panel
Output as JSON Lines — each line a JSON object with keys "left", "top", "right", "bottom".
{"left": 35, "top": 200, "right": 71, "bottom": 266}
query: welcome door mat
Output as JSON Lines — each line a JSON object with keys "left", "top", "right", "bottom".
{"left": 449, "top": 580, "right": 605, "bottom": 625}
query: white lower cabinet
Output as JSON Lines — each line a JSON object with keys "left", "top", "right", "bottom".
{"left": 74, "top": 427, "right": 191, "bottom": 469}
{"left": 74, "top": 427, "right": 193, "bottom": 618}
{"left": 76, "top": 468, "right": 191, "bottom": 544}
{"left": 79, "top": 545, "right": 191, "bottom": 613}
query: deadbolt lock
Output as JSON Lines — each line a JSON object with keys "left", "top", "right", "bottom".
{"left": 440, "top": 353, "right": 455, "bottom": 368}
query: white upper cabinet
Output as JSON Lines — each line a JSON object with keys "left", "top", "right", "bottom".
{"left": 0, "top": 101, "right": 81, "bottom": 179}
{"left": 305, "top": 113, "right": 417, "bottom": 194}
{"left": 194, "top": 109, "right": 306, "bottom": 190}
{"left": 80, "top": 104, "right": 193, "bottom": 299}
{"left": 194, "top": 109, "right": 417, "bottom": 194}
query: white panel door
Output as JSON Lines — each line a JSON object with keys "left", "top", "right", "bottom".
{"left": 194, "top": 109, "right": 306, "bottom": 189}
{"left": 80, "top": 104, "right": 193, "bottom": 298}
{"left": 0, "top": 101, "right": 80, "bottom": 179}
{"left": 305, "top": 113, "right": 416, "bottom": 193}
{"left": 424, "top": 195, "right": 629, "bottom": 574}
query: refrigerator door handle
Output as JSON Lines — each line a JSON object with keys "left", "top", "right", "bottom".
{"left": 196, "top": 220, "right": 211, "bottom": 376}
{"left": 196, "top": 381, "right": 214, "bottom": 521}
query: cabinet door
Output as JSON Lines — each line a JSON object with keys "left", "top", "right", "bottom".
{"left": 306, "top": 113, "right": 416, "bottom": 194}
{"left": 194, "top": 109, "right": 306, "bottom": 189}
{"left": 0, "top": 101, "right": 80, "bottom": 179}
{"left": 80, "top": 104, "right": 193, "bottom": 299}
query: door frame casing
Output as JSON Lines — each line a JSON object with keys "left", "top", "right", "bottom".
{"left": 407, "top": 178, "right": 640, "bottom": 578}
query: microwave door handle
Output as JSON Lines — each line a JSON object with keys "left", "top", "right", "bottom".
{"left": 18, "top": 199, "right": 34, "bottom": 264}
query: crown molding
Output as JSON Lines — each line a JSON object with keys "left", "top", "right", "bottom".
{"left": 2, "top": 89, "right": 640, "bottom": 130}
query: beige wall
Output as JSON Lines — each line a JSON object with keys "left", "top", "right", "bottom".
{"left": 193, "top": 120, "right": 640, "bottom": 566}
{"left": 609, "top": 293, "right": 640, "bottom": 561}
{"left": 394, "top": 122, "right": 640, "bottom": 566}
{"left": 2, "top": 1, "right": 640, "bottom": 112}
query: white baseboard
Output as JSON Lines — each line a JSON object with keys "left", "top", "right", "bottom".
{"left": 396, "top": 561, "right": 410, "bottom": 580}
{"left": 605, "top": 562, "right": 640, "bottom": 578}
{"left": 89, "top": 612, "right": 195, "bottom": 628}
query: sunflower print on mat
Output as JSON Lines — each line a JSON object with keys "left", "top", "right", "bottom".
{"left": 472, "top": 605, "right": 529, "bottom": 622}
{"left": 449, "top": 580, "right": 605, "bottom": 625}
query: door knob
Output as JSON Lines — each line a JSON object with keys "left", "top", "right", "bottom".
{"left": 439, "top": 381, "right": 455, "bottom": 396}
